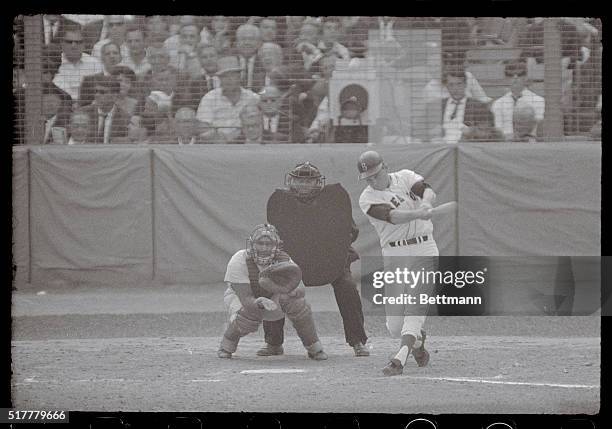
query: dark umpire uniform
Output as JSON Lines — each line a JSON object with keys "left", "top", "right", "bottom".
{"left": 262, "top": 162, "right": 369, "bottom": 356}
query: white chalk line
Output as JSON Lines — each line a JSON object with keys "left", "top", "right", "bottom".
{"left": 387, "top": 375, "right": 599, "bottom": 389}
{"left": 241, "top": 369, "right": 306, "bottom": 374}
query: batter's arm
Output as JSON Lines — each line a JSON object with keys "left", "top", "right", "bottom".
{"left": 367, "top": 204, "right": 432, "bottom": 225}
{"left": 411, "top": 180, "right": 437, "bottom": 208}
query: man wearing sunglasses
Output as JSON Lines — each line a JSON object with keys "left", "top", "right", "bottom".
{"left": 53, "top": 25, "right": 103, "bottom": 102}
{"left": 80, "top": 75, "right": 129, "bottom": 144}
{"left": 491, "top": 59, "right": 545, "bottom": 141}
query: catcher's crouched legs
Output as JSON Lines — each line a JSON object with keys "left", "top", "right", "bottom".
{"left": 278, "top": 294, "right": 327, "bottom": 360}
{"left": 219, "top": 310, "right": 261, "bottom": 357}
{"left": 257, "top": 318, "right": 285, "bottom": 356}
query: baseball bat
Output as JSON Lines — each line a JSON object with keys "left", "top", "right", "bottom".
{"left": 429, "top": 201, "right": 457, "bottom": 215}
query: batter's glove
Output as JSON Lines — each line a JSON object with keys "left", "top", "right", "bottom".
{"left": 259, "top": 261, "right": 302, "bottom": 295}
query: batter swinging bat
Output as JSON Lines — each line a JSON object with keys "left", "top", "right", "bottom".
{"left": 429, "top": 201, "right": 457, "bottom": 216}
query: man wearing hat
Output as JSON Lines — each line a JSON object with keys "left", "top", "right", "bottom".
{"left": 196, "top": 55, "right": 259, "bottom": 142}
{"left": 491, "top": 59, "right": 545, "bottom": 140}
{"left": 357, "top": 150, "right": 438, "bottom": 376}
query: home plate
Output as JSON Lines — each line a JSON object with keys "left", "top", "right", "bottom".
{"left": 240, "top": 369, "right": 306, "bottom": 375}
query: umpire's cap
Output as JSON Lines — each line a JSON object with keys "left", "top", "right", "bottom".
{"left": 357, "top": 150, "right": 384, "bottom": 180}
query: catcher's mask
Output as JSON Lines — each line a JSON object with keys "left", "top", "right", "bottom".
{"left": 285, "top": 162, "right": 326, "bottom": 202}
{"left": 246, "top": 223, "right": 282, "bottom": 266}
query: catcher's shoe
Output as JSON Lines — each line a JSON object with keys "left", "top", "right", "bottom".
{"left": 256, "top": 344, "right": 284, "bottom": 356}
{"left": 308, "top": 350, "right": 329, "bottom": 361}
{"left": 217, "top": 348, "right": 232, "bottom": 359}
{"left": 382, "top": 358, "right": 404, "bottom": 376}
{"left": 353, "top": 342, "right": 370, "bottom": 357}
{"left": 412, "top": 329, "right": 430, "bottom": 367}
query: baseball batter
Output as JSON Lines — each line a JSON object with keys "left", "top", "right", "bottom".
{"left": 218, "top": 223, "right": 328, "bottom": 360}
{"left": 357, "top": 150, "right": 438, "bottom": 376}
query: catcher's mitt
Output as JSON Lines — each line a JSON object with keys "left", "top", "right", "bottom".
{"left": 259, "top": 261, "right": 302, "bottom": 295}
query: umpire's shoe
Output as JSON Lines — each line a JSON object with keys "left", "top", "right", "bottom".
{"left": 308, "top": 350, "right": 329, "bottom": 360}
{"left": 353, "top": 342, "right": 370, "bottom": 357}
{"left": 382, "top": 358, "right": 403, "bottom": 376}
{"left": 256, "top": 344, "right": 284, "bottom": 356}
{"left": 217, "top": 348, "right": 232, "bottom": 359}
{"left": 412, "top": 329, "right": 430, "bottom": 367}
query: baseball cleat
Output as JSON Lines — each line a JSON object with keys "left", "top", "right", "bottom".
{"left": 382, "top": 358, "right": 404, "bottom": 376}
{"left": 412, "top": 329, "right": 430, "bottom": 367}
{"left": 352, "top": 342, "right": 370, "bottom": 357}
{"left": 256, "top": 344, "right": 284, "bottom": 356}
{"left": 308, "top": 350, "right": 329, "bottom": 361}
{"left": 217, "top": 348, "right": 232, "bottom": 359}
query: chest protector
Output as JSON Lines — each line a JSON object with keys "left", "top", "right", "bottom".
{"left": 267, "top": 183, "right": 353, "bottom": 286}
{"left": 246, "top": 251, "right": 291, "bottom": 298}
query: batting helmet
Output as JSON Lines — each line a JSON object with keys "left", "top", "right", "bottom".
{"left": 246, "top": 224, "right": 282, "bottom": 266}
{"left": 357, "top": 150, "right": 385, "bottom": 180}
{"left": 285, "top": 161, "right": 326, "bottom": 202}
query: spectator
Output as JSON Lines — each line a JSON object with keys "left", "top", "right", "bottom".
{"left": 258, "top": 86, "right": 291, "bottom": 142}
{"left": 138, "top": 44, "right": 179, "bottom": 108}
{"left": 171, "top": 108, "right": 201, "bottom": 145}
{"left": 233, "top": 102, "right": 272, "bottom": 144}
{"left": 52, "top": 25, "right": 103, "bottom": 102}
{"left": 339, "top": 16, "right": 367, "bottom": 58}
{"left": 196, "top": 55, "right": 259, "bottom": 142}
{"left": 431, "top": 69, "right": 492, "bottom": 144}
{"left": 207, "top": 16, "right": 233, "bottom": 54}
{"left": 319, "top": 17, "right": 350, "bottom": 60}
{"left": 460, "top": 101, "right": 505, "bottom": 142}
{"left": 512, "top": 100, "right": 538, "bottom": 142}
{"left": 259, "top": 17, "right": 279, "bottom": 44}
{"left": 67, "top": 110, "right": 92, "bottom": 145}
{"left": 295, "top": 19, "right": 324, "bottom": 71}
{"left": 259, "top": 42, "right": 284, "bottom": 87}
{"left": 423, "top": 54, "right": 491, "bottom": 104}
{"left": 235, "top": 24, "right": 266, "bottom": 92}
{"left": 174, "top": 43, "right": 220, "bottom": 111}
{"left": 145, "top": 15, "right": 169, "bottom": 45}
{"left": 41, "top": 92, "right": 70, "bottom": 144}
{"left": 491, "top": 60, "right": 545, "bottom": 140}
{"left": 126, "top": 114, "right": 150, "bottom": 144}
{"left": 165, "top": 21, "right": 202, "bottom": 73}
{"left": 81, "top": 75, "right": 129, "bottom": 144}
{"left": 331, "top": 96, "right": 369, "bottom": 143}
{"left": 41, "top": 47, "right": 72, "bottom": 106}
{"left": 91, "top": 16, "right": 130, "bottom": 61}
{"left": 141, "top": 91, "right": 174, "bottom": 142}
{"left": 41, "top": 14, "right": 70, "bottom": 64}
{"left": 122, "top": 25, "right": 151, "bottom": 76}
{"left": 80, "top": 41, "right": 123, "bottom": 106}
{"left": 110, "top": 66, "right": 139, "bottom": 117}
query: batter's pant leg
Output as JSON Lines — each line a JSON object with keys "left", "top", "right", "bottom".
{"left": 331, "top": 266, "right": 368, "bottom": 346}
{"left": 279, "top": 295, "right": 323, "bottom": 354}
{"left": 262, "top": 318, "right": 285, "bottom": 346}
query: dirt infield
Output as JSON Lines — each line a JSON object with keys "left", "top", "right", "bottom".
{"left": 10, "top": 286, "right": 601, "bottom": 413}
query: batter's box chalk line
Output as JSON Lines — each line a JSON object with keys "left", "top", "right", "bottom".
{"left": 240, "top": 369, "right": 307, "bottom": 374}
{"left": 378, "top": 375, "right": 599, "bottom": 389}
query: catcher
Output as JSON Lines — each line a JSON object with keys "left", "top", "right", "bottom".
{"left": 259, "top": 162, "right": 369, "bottom": 357}
{"left": 218, "top": 223, "right": 328, "bottom": 360}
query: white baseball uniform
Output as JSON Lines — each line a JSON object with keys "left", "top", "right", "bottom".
{"left": 223, "top": 249, "right": 287, "bottom": 322}
{"left": 359, "top": 169, "right": 439, "bottom": 339}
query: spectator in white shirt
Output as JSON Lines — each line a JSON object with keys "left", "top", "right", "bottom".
{"left": 196, "top": 55, "right": 259, "bottom": 142}
{"left": 145, "top": 15, "right": 169, "bottom": 44}
{"left": 52, "top": 26, "right": 103, "bottom": 102}
{"left": 92, "top": 16, "right": 130, "bottom": 61}
{"left": 122, "top": 25, "right": 151, "bottom": 76}
{"left": 79, "top": 41, "right": 122, "bottom": 106}
{"left": 259, "top": 17, "right": 279, "bottom": 44}
{"left": 491, "top": 60, "right": 545, "bottom": 140}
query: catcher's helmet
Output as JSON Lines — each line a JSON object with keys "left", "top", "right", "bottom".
{"left": 357, "top": 150, "right": 384, "bottom": 180}
{"left": 246, "top": 224, "right": 282, "bottom": 266}
{"left": 285, "top": 161, "right": 326, "bottom": 202}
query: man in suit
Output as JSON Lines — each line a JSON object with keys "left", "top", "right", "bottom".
{"left": 258, "top": 86, "right": 291, "bottom": 143}
{"left": 41, "top": 92, "right": 71, "bottom": 144}
{"left": 432, "top": 69, "right": 492, "bottom": 144}
{"left": 233, "top": 103, "right": 275, "bottom": 144}
{"left": 235, "top": 24, "right": 266, "bottom": 93}
{"left": 80, "top": 41, "right": 123, "bottom": 107}
{"left": 81, "top": 75, "right": 129, "bottom": 144}
{"left": 173, "top": 43, "right": 220, "bottom": 111}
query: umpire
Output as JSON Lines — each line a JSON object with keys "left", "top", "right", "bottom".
{"left": 259, "top": 162, "right": 370, "bottom": 357}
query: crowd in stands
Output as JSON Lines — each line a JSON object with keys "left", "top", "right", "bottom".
{"left": 12, "top": 16, "right": 602, "bottom": 145}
